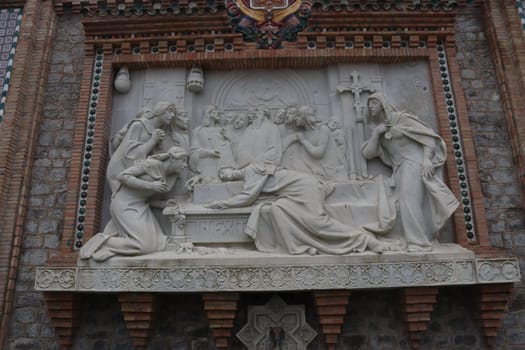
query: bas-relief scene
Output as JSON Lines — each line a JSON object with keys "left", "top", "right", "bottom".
{"left": 81, "top": 63, "right": 461, "bottom": 262}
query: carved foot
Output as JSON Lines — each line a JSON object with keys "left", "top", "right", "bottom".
{"left": 202, "top": 292, "right": 240, "bottom": 350}
{"left": 407, "top": 244, "right": 433, "bottom": 253}
{"left": 313, "top": 290, "right": 351, "bottom": 350}
{"left": 400, "top": 287, "right": 439, "bottom": 350}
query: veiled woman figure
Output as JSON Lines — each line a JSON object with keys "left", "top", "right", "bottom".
{"left": 107, "top": 101, "right": 176, "bottom": 193}
{"left": 361, "top": 92, "right": 459, "bottom": 252}
{"left": 80, "top": 147, "right": 188, "bottom": 261}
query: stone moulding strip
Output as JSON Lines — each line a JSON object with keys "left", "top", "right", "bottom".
{"left": 0, "top": 8, "right": 22, "bottom": 124}
{"left": 34, "top": 258, "right": 520, "bottom": 292}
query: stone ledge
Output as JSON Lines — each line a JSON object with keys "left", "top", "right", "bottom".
{"left": 34, "top": 246, "right": 520, "bottom": 292}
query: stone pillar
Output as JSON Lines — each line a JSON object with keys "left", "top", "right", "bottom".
{"left": 313, "top": 290, "right": 351, "bottom": 350}
{"left": 202, "top": 292, "right": 240, "bottom": 350}
{"left": 400, "top": 287, "right": 439, "bottom": 350}
{"left": 118, "top": 293, "right": 158, "bottom": 350}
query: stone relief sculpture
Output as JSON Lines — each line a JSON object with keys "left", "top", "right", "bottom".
{"left": 240, "top": 106, "right": 282, "bottom": 167}
{"left": 106, "top": 101, "right": 177, "bottom": 193}
{"left": 188, "top": 105, "right": 235, "bottom": 183}
{"left": 80, "top": 67, "right": 463, "bottom": 262}
{"left": 281, "top": 105, "right": 346, "bottom": 180}
{"left": 164, "top": 109, "right": 190, "bottom": 151}
{"left": 361, "top": 92, "right": 460, "bottom": 252}
{"left": 205, "top": 163, "right": 401, "bottom": 255}
{"left": 80, "top": 147, "right": 188, "bottom": 261}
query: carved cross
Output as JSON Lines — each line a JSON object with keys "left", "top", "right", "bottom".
{"left": 337, "top": 70, "right": 376, "bottom": 120}
{"left": 336, "top": 71, "right": 379, "bottom": 179}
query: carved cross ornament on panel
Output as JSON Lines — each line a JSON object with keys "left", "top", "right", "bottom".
{"left": 236, "top": 295, "right": 317, "bottom": 348}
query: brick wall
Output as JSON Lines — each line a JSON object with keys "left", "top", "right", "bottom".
{"left": 6, "top": 14, "right": 84, "bottom": 349}
{"left": 455, "top": 5, "right": 525, "bottom": 349}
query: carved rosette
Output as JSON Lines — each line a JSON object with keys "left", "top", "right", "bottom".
{"left": 225, "top": 0, "right": 312, "bottom": 49}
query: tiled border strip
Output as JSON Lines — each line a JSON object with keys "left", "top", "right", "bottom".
{"left": 0, "top": 8, "right": 22, "bottom": 124}
{"left": 517, "top": 0, "right": 525, "bottom": 30}
{"left": 437, "top": 42, "right": 476, "bottom": 243}
{"left": 74, "top": 50, "right": 104, "bottom": 249}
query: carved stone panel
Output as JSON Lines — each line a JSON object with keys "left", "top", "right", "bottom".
{"left": 236, "top": 295, "right": 317, "bottom": 349}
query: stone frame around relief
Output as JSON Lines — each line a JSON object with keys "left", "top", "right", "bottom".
{"left": 61, "top": 27, "right": 485, "bottom": 254}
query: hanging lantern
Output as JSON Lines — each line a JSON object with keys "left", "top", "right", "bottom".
{"left": 114, "top": 66, "right": 131, "bottom": 94}
{"left": 187, "top": 66, "right": 204, "bottom": 93}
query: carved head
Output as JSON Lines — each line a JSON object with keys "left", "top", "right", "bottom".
{"left": 167, "top": 146, "right": 189, "bottom": 173}
{"left": 224, "top": 112, "right": 236, "bottom": 125}
{"left": 294, "top": 105, "right": 317, "bottom": 130}
{"left": 233, "top": 112, "right": 249, "bottom": 129}
{"left": 203, "top": 105, "right": 221, "bottom": 125}
{"left": 272, "top": 108, "right": 286, "bottom": 125}
{"left": 136, "top": 107, "right": 152, "bottom": 119}
{"left": 218, "top": 167, "right": 244, "bottom": 182}
{"left": 247, "top": 106, "right": 269, "bottom": 124}
{"left": 284, "top": 105, "right": 299, "bottom": 125}
{"left": 173, "top": 110, "right": 189, "bottom": 131}
{"left": 150, "top": 101, "right": 177, "bottom": 127}
{"left": 366, "top": 93, "right": 396, "bottom": 123}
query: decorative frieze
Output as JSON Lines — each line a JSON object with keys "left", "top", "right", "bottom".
{"left": 52, "top": 0, "right": 464, "bottom": 16}
{"left": 35, "top": 257, "right": 520, "bottom": 292}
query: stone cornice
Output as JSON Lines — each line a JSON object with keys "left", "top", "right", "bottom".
{"left": 52, "top": 0, "right": 468, "bottom": 16}
{"left": 35, "top": 255, "right": 520, "bottom": 292}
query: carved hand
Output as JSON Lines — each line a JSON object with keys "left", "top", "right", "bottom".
{"left": 422, "top": 159, "right": 435, "bottom": 179}
{"left": 149, "top": 180, "right": 169, "bottom": 193}
{"left": 283, "top": 133, "right": 299, "bottom": 149}
{"left": 202, "top": 149, "right": 221, "bottom": 158}
{"left": 185, "top": 175, "right": 203, "bottom": 192}
{"left": 373, "top": 124, "right": 388, "bottom": 135}
{"left": 166, "top": 198, "right": 179, "bottom": 206}
{"left": 152, "top": 129, "right": 166, "bottom": 143}
{"left": 204, "top": 201, "right": 228, "bottom": 209}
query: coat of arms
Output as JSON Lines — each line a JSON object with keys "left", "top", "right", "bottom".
{"left": 226, "top": 0, "right": 312, "bottom": 49}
